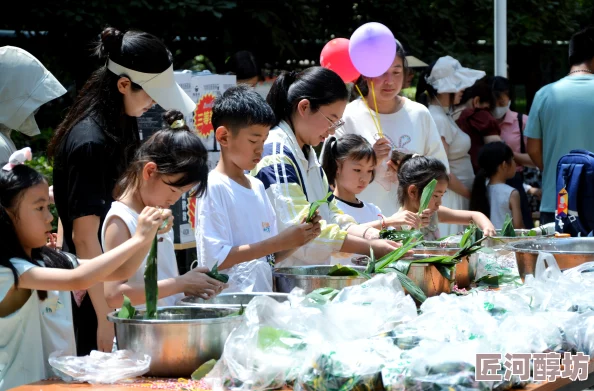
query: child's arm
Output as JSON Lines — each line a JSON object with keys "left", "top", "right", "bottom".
{"left": 509, "top": 190, "right": 525, "bottom": 229}
{"left": 359, "top": 210, "right": 422, "bottom": 231}
{"left": 435, "top": 206, "right": 497, "bottom": 236}
{"left": 17, "top": 207, "right": 167, "bottom": 292}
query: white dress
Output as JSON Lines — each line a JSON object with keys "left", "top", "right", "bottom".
{"left": 336, "top": 98, "right": 450, "bottom": 217}
{"left": 429, "top": 105, "right": 475, "bottom": 236}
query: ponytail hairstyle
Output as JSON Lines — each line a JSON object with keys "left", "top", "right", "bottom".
{"left": 460, "top": 76, "right": 496, "bottom": 109}
{"left": 0, "top": 165, "right": 72, "bottom": 301}
{"left": 469, "top": 142, "right": 514, "bottom": 217}
{"left": 351, "top": 40, "right": 409, "bottom": 100}
{"left": 397, "top": 154, "right": 449, "bottom": 206}
{"left": 49, "top": 27, "right": 174, "bottom": 171}
{"left": 114, "top": 110, "right": 209, "bottom": 199}
{"left": 266, "top": 66, "right": 348, "bottom": 127}
{"left": 321, "top": 135, "right": 377, "bottom": 186}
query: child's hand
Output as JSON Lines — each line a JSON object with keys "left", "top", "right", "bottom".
{"left": 472, "top": 212, "right": 497, "bottom": 236}
{"left": 157, "top": 215, "right": 175, "bottom": 235}
{"left": 388, "top": 210, "right": 422, "bottom": 229}
{"left": 420, "top": 209, "right": 433, "bottom": 228}
{"left": 373, "top": 137, "right": 392, "bottom": 162}
{"left": 370, "top": 238, "right": 406, "bottom": 258}
{"left": 136, "top": 207, "right": 173, "bottom": 241}
{"left": 281, "top": 212, "right": 322, "bottom": 248}
{"left": 46, "top": 233, "right": 58, "bottom": 249}
{"left": 180, "top": 267, "right": 226, "bottom": 299}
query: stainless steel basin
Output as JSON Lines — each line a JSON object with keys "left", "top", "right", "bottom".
{"left": 273, "top": 265, "right": 367, "bottom": 294}
{"left": 176, "top": 292, "right": 289, "bottom": 307}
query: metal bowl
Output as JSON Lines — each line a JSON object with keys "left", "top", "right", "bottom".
{"left": 108, "top": 306, "right": 242, "bottom": 377}
{"left": 176, "top": 292, "right": 289, "bottom": 307}
{"left": 405, "top": 262, "right": 452, "bottom": 297}
{"left": 484, "top": 229, "right": 544, "bottom": 248}
{"left": 413, "top": 247, "right": 471, "bottom": 288}
{"left": 273, "top": 265, "right": 367, "bottom": 294}
{"left": 506, "top": 238, "right": 594, "bottom": 281}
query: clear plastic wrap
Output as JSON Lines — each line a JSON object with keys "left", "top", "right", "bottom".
{"left": 48, "top": 350, "right": 150, "bottom": 384}
{"left": 471, "top": 250, "right": 521, "bottom": 287}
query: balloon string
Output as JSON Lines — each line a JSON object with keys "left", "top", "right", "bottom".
{"left": 355, "top": 84, "right": 382, "bottom": 137}
{"left": 370, "top": 81, "right": 384, "bottom": 138}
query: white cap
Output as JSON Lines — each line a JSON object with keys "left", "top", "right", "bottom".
{"left": 426, "top": 55, "right": 486, "bottom": 93}
{"left": 107, "top": 59, "right": 196, "bottom": 116}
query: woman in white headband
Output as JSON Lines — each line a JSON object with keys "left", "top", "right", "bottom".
{"left": 47, "top": 27, "right": 194, "bottom": 356}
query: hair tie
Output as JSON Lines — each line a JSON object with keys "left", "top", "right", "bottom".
{"left": 412, "top": 153, "right": 422, "bottom": 158}
{"left": 171, "top": 119, "right": 185, "bottom": 129}
{"left": 2, "top": 147, "right": 32, "bottom": 171}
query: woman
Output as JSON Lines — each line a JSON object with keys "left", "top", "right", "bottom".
{"left": 491, "top": 76, "right": 538, "bottom": 229}
{"left": 416, "top": 56, "right": 485, "bottom": 236}
{"left": 0, "top": 46, "right": 67, "bottom": 163}
{"left": 48, "top": 27, "right": 195, "bottom": 355}
{"left": 454, "top": 77, "right": 502, "bottom": 174}
{"left": 338, "top": 42, "right": 449, "bottom": 216}
{"left": 252, "top": 67, "right": 400, "bottom": 267}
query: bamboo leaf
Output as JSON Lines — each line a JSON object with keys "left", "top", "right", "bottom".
{"left": 460, "top": 224, "right": 476, "bottom": 249}
{"left": 501, "top": 214, "right": 516, "bottom": 237}
{"left": 435, "top": 264, "right": 455, "bottom": 281}
{"left": 144, "top": 235, "right": 159, "bottom": 319}
{"left": 365, "top": 246, "right": 376, "bottom": 274}
{"left": 118, "top": 294, "right": 136, "bottom": 319}
{"left": 393, "top": 260, "right": 413, "bottom": 275}
{"left": 327, "top": 264, "right": 359, "bottom": 276}
{"left": 418, "top": 178, "right": 437, "bottom": 215}
{"left": 307, "top": 191, "right": 332, "bottom": 223}
{"left": 191, "top": 359, "right": 217, "bottom": 381}
{"left": 388, "top": 269, "right": 427, "bottom": 303}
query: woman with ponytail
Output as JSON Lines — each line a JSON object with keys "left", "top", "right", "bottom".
{"left": 470, "top": 142, "right": 524, "bottom": 229}
{"left": 49, "top": 27, "right": 194, "bottom": 354}
{"left": 251, "top": 67, "right": 402, "bottom": 267}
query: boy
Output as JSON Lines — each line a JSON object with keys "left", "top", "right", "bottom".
{"left": 195, "top": 85, "right": 321, "bottom": 292}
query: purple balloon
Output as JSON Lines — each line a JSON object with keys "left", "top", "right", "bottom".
{"left": 349, "top": 22, "right": 397, "bottom": 77}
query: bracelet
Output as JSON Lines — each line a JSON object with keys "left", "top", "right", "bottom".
{"left": 378, "top": 214, "right": 386, "bottom": 230}
{"left": 362, "top": 227, "right": 372, "bottom": 240}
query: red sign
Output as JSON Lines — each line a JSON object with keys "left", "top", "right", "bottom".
{"left": 193, "top": 93, "right": 216, "bottom": 138}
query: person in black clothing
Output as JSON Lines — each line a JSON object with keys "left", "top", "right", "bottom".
{"left": 48, "top": 27, "right": 195, "bottom": 355}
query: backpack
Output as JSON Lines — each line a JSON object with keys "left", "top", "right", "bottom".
{"left": 555, "top": 149, "right": 594, "bottom": 237}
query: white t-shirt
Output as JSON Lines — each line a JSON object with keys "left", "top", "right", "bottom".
{"left": 335, "top": 197, "right": 382, "bottom": 225}
{"left": 195, "top": 170, "right": 277, "bottom": 292}
{"left": 101, "top": 201, "right": 182, "bottom": 308}
{"left": 0, "top": 260, "right": 75, "bottom": 390}
{"left": 338, "top": 98, "right": 450, "bottom": 216}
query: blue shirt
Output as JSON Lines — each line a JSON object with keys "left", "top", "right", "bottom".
{"left": 524, "top": 75, "right": 594, "bottom": 213}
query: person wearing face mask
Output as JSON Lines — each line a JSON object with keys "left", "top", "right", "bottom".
{"left": 48, "top": 27, "right": 195, "bottom": 357}
{"left": 490, "top": 76, "right": 538, "bottom": 229}
{"left": 335, "top": 41, "right": 449, "bottom": 216}
{"left": 454, "top": 77, "right": 502, "bottom": 174}
{"left": 416, "top": 56, "right": 485, "bottom": 236}
{"left": 0, "top": 46, "right": 67, "bottom": 164}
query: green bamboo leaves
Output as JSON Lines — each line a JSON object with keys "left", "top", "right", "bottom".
{"left": 206, "top": 263, "right": 230, "bottom": 283}
{"left": 117, "top": 294, "right": 136, "bottom": 319}
{"left": 144, "top": 234, "right": 159, "bottom": 320}
{"left": 501, "top": 214, "right": 515, "bottom": 237}
{"left": 307, "top": 192, "right": 332, "bottom": 223}
{"left": 418, "top": 179, "right": 437, "bottom": 215}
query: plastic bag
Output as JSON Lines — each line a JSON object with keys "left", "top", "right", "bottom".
{"left": 471, "top": 250, "right": 521, "bottom": 287}
{"left": 48, "top": 350, "right": 150, "bottom": 384}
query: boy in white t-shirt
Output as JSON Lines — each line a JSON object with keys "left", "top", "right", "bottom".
{"left": 195, "top": 86, "right": 322, "bottom": 292}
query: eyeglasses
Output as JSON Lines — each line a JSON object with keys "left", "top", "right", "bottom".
{"left": 319, "top": 111, "right": 345, "bottom": 132}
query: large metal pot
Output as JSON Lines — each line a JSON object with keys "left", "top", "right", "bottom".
{"left": 484, "top": 229, "right": 545, "bottom": 248}
{"left": 405, "top": 262, "right": 452, "bottom": 297}
{"left": 273, "top": 265, "right": 367, "bottom": 294}
{"left": 176, "top": 292, "right": 289, "bottom": 307}
{"left": 108, "top": 306, "right": 242, "bottom": 377}
{"left": 414, "top": 246, "right": 471, "bottom": 288}
{"left": 506, "top": 238, "right": 594, "bottom": 281}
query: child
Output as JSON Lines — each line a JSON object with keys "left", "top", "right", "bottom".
{"left": 320, "top": 135, "right": 422, "bottom": 230}
{"left": 470, "top": 142, "right": 524, "bottom": 230}
{"left": 195, "top": 85, "right": 322, "bottom": 292}
{"left": 102, "top": 111, "right": 226, "bottom": 309}
{"left": 396, "top": 154, "right": 496, "bottom": 240}
{"left": 0, "top": 150, "right": 170, "bottom": 389}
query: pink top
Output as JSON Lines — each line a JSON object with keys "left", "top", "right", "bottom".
{"left": 499, "top": 110, "right": 528, "bottom": 172}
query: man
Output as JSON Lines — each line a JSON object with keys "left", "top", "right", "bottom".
{"left": 525, "top": 26, "right": 594, "bottom": 224}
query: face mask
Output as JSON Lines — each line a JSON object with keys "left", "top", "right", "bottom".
{"left": 492, "top": 101, "right": 511, "bottom": 120}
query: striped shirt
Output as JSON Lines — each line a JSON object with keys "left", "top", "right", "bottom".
{"left": 251, "top": 121, "right": 356, "bottom": 267}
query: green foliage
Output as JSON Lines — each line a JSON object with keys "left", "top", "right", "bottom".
{"left": 25, "top": 151, "right": 58, "bottom": 231}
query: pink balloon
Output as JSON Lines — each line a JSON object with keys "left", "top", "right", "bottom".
{"left": 349, "top": 22, "right": 397, "bottom": 77}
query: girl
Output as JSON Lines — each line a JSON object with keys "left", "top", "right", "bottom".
{"left": 320, "top": 134, "right": 421, "bottom": 230}
{"left": 102, "top": 110, "right": 225, "bottom": 309}
{"left": 395, "top": 154, "right": 496, "bottom": 241}
{"left": 0, "top": 153, "right": 170, "bottom": 390}
{"left": 337, "top": 40, "right": 449, "bottom": 216}
{"left": 252, "top": 67, "right": 401, "bottom": 267}
{"left": 470, "top": 142, "right": 524, "bottom": 230}
{"left": 48, "top": 27, "right": 194, "bottom": 354}
{"left": 416, "top": 56, "right": 484, "bottom": 236}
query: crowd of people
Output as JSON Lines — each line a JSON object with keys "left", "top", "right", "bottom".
{"left": 1, "top": 23, "right": 594, "bottom": 390}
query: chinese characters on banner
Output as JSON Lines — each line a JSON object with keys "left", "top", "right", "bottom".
{"left": 476, "top": 352, "right": 590, "bottom": 382}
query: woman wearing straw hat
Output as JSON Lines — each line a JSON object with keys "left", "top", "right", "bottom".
{"left": 338, "top": 42, "right": 449, "bottom": 217}
{"left": 416, "top": 56, "right": 486, "bottom": 236}
{"left": 48, "top": 27, "right": 195, "bottom": 356}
